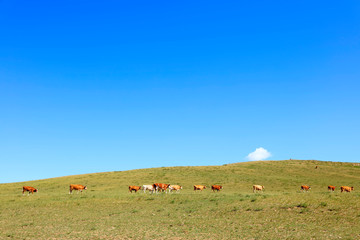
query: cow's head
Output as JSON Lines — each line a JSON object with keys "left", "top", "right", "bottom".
{"left": 351, "top": 187, "right": 354, "bottom": 190}
{"left": 221, "top": 186, "right": 223, "bottom": 189}
{"left": 84, "top": 186, "right": 87, "bottom": 190}
{"left": 204, "top": 186, "right": 206, "bottom": 189}
{"left": 180, "top": 186, "right": 183, "bottom": 189}
{"left": 34, "top": 189, "right": 38, "bottom": 192}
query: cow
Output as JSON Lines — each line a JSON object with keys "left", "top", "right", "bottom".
{"left": 340, "top": 186, "right": 354, "bottom": 193}
{"left": 142, "top": 185, "right": 155, "bottom": 194}
{"left": 22, "top": 186, "right": 38, "bottom": 195}
{"left": 168, "top": 185, "right": 183, "bottom": 193}
{"left": 153, "top": 183, "right": 170, "bottom": 193}
{"left": 300, "top": 185, "right": 311, "bottom": 192}
{"left": 129, "top": 186, "right": 141, "bottom": 193}
{"left": 69, "top": 184, "right": 87, "bottom": 194}
{"left": 253, "top": 185, "right": 265, "bottom": 193}
{"left": 194, "top": 185, "right": 206, "bottom": 191}
{"left": 211, "top": 185, "right": 223, "bottom": 192}
{"left": 328, "top": 185, "right": 336, "bottom": 192}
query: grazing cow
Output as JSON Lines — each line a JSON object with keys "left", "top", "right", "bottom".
{"left": 129, "top": 185, "right": 141, "bottom": 193}
{"left": 168, "top": 185, "right": 183, "bottom": 193}
{"left": 69, "top": 184, "right": 87, "bottom": 194}
{"left": 153, "top": 183, "right": 170, "bottom": 193}
{"left": 211, "top": 185, "right": 223, "bottom": 192}
{"left": 300, "top": 185, "right": 311, "bottom": 192}
{"left": 340, "top": 186, "right": 354, "bottom": 193}
{"left": 22, "top": 186, "right": 38, "bottom": 195}
{"left": 328, "top": 185, "right": 336, "bottom": 192}
{"left": 253, "top": 185, "right": 265, "bottom": 193}
{"left": 193, "top": 185, "right": 206, "bottom": 191}
{"left": 142, "top": 185, "right": 155, "bottom": 194}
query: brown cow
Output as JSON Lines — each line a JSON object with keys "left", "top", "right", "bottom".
{"left": 153, "top": 183, "right": 170, "bottom": 193}
{"left": 328, "top": 185, "right": 336, "bottom": 191}
{"left": 129, "top": 185, "right": 141, "bottom": 193}
{"left": 301, "top": 185, "right": 311, "bottom": 192}
{"left": 253, "top": 185, "right": 264, "bottom": 193}
{"left": 69, "top": 184, "right": 87, "bottom": 194}
{"left": 211, "top": 185, "right": 223, "bottom": 192}
{"left": 340, "top": 186, "right": 354, "bottom": 193}
{"left": 22, "top": 186, "right": 38, "bottom": 195}
{"left": 194, "top": 185, "right": 206, "bottom": 191}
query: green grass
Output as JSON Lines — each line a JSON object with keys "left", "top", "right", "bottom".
{"left": 1, "top": 160, "right": 360, "bottom": 239}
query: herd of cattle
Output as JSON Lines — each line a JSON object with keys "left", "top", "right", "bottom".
{"left": 22, "top": 184, "right": 355, "bottom": 195}
{"left": 129, "top": 184, "right": 222, "bottom": 193}
{"left": 300, "top": 185, "right": 354, "bottom": 192}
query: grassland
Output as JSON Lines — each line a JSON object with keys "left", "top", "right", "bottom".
{"left": 1, "top": 160, "right": 360, "bottom": 239}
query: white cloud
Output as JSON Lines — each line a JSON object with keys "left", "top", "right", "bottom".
{"left": 246, "top": 147, "right": 272, "bottom": 161}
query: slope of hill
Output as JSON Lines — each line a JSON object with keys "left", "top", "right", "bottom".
{"left": 1, "top": 160, "right": 359, "bottom": 239}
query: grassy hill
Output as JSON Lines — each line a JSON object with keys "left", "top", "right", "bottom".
{"left": 1, "top": 160, "right": 360, "bottom": 239}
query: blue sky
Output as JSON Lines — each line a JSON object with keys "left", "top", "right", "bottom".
{"left": 1, "top": 1, "right": 360, "bottom": 183}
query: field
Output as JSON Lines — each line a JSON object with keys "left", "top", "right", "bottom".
{"left": 1, "top": 160, "right": 360, "bottom": 239}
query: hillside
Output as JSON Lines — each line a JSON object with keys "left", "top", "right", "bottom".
{"left": 1, "top": 160, "right": 360, "bottom": 239}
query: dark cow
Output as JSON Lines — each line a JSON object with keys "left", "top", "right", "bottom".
{"left": 129, "top": 185, "right": 141, "bottom": 193}
{"left": 301, "top": 185, "right": 311, "bottom": 192}
{"left": 153, "top": 183, "right": 170, "bottom": 193}
{"left": 328, "top": 185, "right": 336, "bottom": 192}
{"left": 211, "top": 185, "right": 223, "bottom": 192}
{"left": 69, "top": 184, "right": 87, "bottom": 194}
{"left": 23, "top": 186, "right": 38, "bottom": 195}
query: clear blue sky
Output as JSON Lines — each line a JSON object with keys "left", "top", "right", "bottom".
{"left": 1, "top": 1, "right": 360, "bottom": 183}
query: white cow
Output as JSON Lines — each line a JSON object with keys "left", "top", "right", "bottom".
{"left": 142, "top": 185, "right": 155, "bottom": 194}
{"left": 253, "top": 185, "right": 265, "bottom": 193}
{"left": 168, "top": 185, "right": 183, "bottom": 193}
